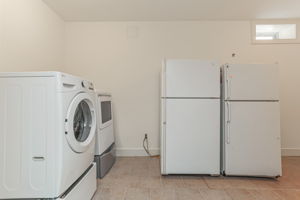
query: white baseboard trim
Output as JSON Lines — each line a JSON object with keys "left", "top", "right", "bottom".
{"left": 116, "top": 148, "right": 160, "bottom": 157}
{"left": 281, "top": 148, "right": 300, "bottom": 156}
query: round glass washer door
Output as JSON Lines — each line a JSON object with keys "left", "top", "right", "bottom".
{"left": 65, "top": 93, "right": 96, "bottom": 153}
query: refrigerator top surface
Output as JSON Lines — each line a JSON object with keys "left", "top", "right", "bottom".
{"left": 162, "top": 60, "right": 220, "bottom": 98}
{"left": 223, "top": 64, "right": 279, "bottom": 101}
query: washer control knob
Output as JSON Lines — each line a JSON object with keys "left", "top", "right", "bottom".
{"left": 81, "top": 80, "right": 94, "bottom": 90}
{"left": 81, "top": 81, "right": 86, "bottom": 88}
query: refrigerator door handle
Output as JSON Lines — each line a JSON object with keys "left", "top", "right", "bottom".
{"left": 227, "top": 123, "right": 231, "bottom": 144}
{"left": 226, "top": 102, "right": 231, "bottom": 144}
{"left": 226, "top": 102, "right": 231, "bottom": 123}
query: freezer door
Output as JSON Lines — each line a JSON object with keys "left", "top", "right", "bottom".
{"left": 224, "top": 101, "right": 281, "bottom": 177}
{"left": 165, "top": 99, "right": 220, "bottom": 174}
{"left": 165, "top": 60, "right": 220, "bottom": 98}
{"left": 224, "top": 64, "right": 279, "bottom": 100}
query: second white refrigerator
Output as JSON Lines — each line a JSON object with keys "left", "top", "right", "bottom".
{"left": 161, "top": 59, "right": 220, "bottom": 175}
{"left": 222, "top": 64, "right": 282, "bottom": 177}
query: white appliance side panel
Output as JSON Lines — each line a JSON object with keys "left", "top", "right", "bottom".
{"left": 161, "top": 61, "right": 166, "bottom": 98}
{"left": 29, "top": 85, "right": 48, "bottom": 190}
{"left": 224, "top": 64, "right": 279, "bottom": 100}
{"left": 224, "top": 102, "right": 281, "bottom": 177}
{"left": 165, "top": 60, "right": 220, "bottom": 98}
{"left": 95, "top": 125, "right": 114, "bottom": 155}
{"left": 0, "top": 77, "right": 57, "bottom": 198}
{"left": 0, "top": 85, "right": 22, "bottom": 191}
{"left": 160, "top": 98, "right": 167, "bottom": 174}
{"left": 165, "top": 99, "right": 220, "bottom": 174}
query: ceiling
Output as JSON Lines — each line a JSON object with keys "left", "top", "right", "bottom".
{"left": 43, "top": 0, "right": 300, "bottom": 21}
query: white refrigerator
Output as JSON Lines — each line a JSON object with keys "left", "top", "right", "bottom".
{"left": 161, "top": 59, "right": 220, "bottom": 175}
{"left": 222, "top": 64, "right": 282, "bottom": 177}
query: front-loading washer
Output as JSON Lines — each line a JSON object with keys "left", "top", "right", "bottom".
{"left": 0, "top": 72, "right": 97, "bottom": 199}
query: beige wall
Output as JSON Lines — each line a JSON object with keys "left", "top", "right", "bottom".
{"left": 1, "top": 0, "right": 299, "bottom": 157}
{"left": 0, "top": 0, "right": 65, "bottom": 71}
{"left": 2, "top": 1, "right": 299, "bottom": 156}
{"left": 64, "top": 21, "right": 300, "bottom": 156}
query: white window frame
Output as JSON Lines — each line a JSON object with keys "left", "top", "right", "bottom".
{"left": 251, "top": 20, "right": 300, "bottom": 44}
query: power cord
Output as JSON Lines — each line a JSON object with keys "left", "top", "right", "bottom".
{"left": 143, "top": 134, "right": 160, "bottom": 158}
{"left": 143, "top": 134, "right": 152, "bottom": 156}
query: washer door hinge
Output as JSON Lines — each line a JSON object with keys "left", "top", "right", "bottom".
{"left": 64, "top": 119, "right": 68, "bottom": 134}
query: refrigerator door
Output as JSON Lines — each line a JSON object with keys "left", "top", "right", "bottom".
{"left": 165, "top": 60, "right": 220, "bottom": 98}
{"left": 224, "top": 64, "right": 279, "bottom": 100}
{"left": 165, "top": 99, "right": 220, "bottom": 174}
{"left": 224, "top": 101, "right": 281, "bottom": 177}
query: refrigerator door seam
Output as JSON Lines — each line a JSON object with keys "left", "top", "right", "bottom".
{"left": 161, "top": 97, "right": 220, "bottom": 99}
{"left": 225, "top": 100, "right": 279, "bottom": 102}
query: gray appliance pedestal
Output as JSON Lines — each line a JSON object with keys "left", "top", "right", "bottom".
{"left": 94, "top": 143, "right": 116, "bottom": 178}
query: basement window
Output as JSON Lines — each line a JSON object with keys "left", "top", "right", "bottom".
{"left": 256, "top": 24, "right": 296, "bottom": 40}
{"left": 252, "top": 21, "right": 300, "bottom": 44}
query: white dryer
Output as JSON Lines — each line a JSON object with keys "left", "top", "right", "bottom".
{"left": 0, "top": 72, "right": 97, "bottom": 199}
{"left": 94, "top": 92, "right": 116, "bottom": 178}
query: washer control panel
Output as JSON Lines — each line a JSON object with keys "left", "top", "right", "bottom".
{"left": 81, "top": 80, "right": 94, "bottom": 90}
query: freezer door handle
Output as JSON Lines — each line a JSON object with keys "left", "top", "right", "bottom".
{"left": 226, "top": 102, "right": 231, "bottom": 144}
{"left": 226, "top": 79, "right": 230, "bottom": 100}
{"left": 226, "top": 65, "right": 231, "bottom": 100}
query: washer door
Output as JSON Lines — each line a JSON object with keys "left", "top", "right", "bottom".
{"left": 65, "top": 93, "right": 96, "bottom": 153}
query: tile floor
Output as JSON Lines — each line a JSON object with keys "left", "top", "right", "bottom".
{"left": 92, "top": 156, "right": 300, "bottom": 200}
